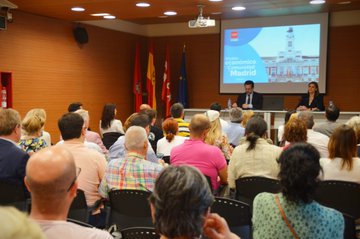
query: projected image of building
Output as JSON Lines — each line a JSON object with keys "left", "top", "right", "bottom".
{"left": 263, "top": 27, "right": 319, "bottom": 83}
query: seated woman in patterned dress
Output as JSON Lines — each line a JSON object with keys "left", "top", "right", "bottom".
{"left": 252, "top": 143, "right": 344, "bottom": 239}
{"left": 19, "top": 109, "right": 48, "bottom": 155}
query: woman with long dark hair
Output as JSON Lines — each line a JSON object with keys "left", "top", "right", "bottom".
{"left": 228, "top": 116, "right": 282, "bottom": 190}
{"left": 99, "top": 103, "right": 124, "bottom": 137}
{"left": 252, "top": 143, "right": 344, "bottom": 238}
{"left": 297, "top": 81, "right": 324, "bottom": 111}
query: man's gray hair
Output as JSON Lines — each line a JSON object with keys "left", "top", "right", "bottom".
{"left": 125, "top": 126, "right": 148, "bottom": 151}
{"left": 229, "top": 107, "right": 243, "bottom": 123}
{"left": 298, "top": 111, "right": 314, "bottom": 129}
{"left": 74, "top": 109, "right": 89, "bottom": 124}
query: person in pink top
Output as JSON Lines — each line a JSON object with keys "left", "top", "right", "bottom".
{"left": 170, "top": 114, "right": 227, "bottom": 190}
{"left": 58, "top": 113, "right": 107, "bottom": 228}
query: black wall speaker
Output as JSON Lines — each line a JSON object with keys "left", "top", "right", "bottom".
{"left": 73, "top": 26, "right": 88, "bottom": 44}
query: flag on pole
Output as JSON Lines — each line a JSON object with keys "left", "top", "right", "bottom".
{"left": 133, "top": 43, "right": 142, "bottom": 112}
{"left": 179, "top": 45, "right": 188, "bottom": 108}
{"left": 162, "top": 46, "right": 171, "bottom": 117}
{"left": 146, "top": 43, "right": 156, "bottom": 109}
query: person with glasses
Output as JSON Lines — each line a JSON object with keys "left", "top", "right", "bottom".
{"left": 0, "top": 109, "right": 30, "bottom": 192}
{"left": 57, "top": 113, "right": 107, "bottom": 228}
{"left": 25, "top": 145, "right": 112, "bottom": 239}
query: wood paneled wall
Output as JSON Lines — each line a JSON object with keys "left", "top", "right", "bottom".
{"left": 1, "top": 11, "right": 360, "bottom": 142}
{"left": 0, "top": 11, "right": 146, "bottom": 140}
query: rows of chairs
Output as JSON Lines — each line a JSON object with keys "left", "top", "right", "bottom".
{"left": 1, "top": 178, "right": 359, "bottom": 239}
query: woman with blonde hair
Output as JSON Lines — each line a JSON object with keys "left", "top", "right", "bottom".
{"left": 346, "top": 116, "right": 360, "bottom": 157}
{"left": 26, "top": 108, "right": 51, "bottom": 146}
{"left": 157, "top": 118, "right": 186, "bottom": 157}
{"left": 19, "top": 109, "right": 48, "bottom": 154}
{"left": 320, "top": 125, "right": 360, "bottom": 183}
{"left": 204, "top": 110, "right": 232, "bottom": 160}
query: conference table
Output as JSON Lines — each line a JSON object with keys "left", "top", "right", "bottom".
{"left": 184, "top": 109, "right": 360, "bottom": 143}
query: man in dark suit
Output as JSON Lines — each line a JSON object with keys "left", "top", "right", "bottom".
{"left": 0, "top": 109, "right": 29, "bottom": 186}
{"left": 236, "top": 80, "right": 263, "bottom": 110}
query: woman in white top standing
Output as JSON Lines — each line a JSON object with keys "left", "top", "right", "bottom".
{"left": 320, "top": 125, "right": 360, "bottom": 183}
{"left": 99, "top": 103, "right": 124, "bottom": 137}
{"left": 157, "top": 118, "right": 186, "bottom": 157}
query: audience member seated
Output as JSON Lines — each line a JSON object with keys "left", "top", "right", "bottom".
{"left": 108, "top": 113, "right": 159, "bottom": 163}
{"left": 25, "top": 108, "right": 52, "bottom": 147}
{"left": 320, "top": 125, "right": 360, "bottom": 183}
{"left": 19, "top": 109, "right": 48, "bottom": 155}
{"left": 139, "top": 108, "right": 163, "bottom": 153}
{"left": 170, "top": 114, "right": 227, "bottom": 191}
{"left": 67, "top": 102, "right": 83, "bottom": 112}
{"left": 313, "top": 105, "right": 342, "bottom": 137}
{"left": 26, "top": 146, "right": 112, "bottom": 239}
{"left": 282, "top": 118, "right": 307, "bottom": 149}
{"left": 296, "top": 81, "right": 325, "bottom": 111}
{"left": 298, "top": 111, "right": 329, "bottom": 158}
{"left": 99, "top": 103, "right": 124, "bottom": 137}
{"left": 75, "top": 109, "right": 108, "bottom": 155}
{"left": 346, "top": 116, "right": 360, "bottom": 157}
{"left": 228, "top": 116, "right": 282, "bottom": 190}
{"left": 223, "top": 107, "right": 245, "bottom": 147}
{"left": 210, "top": 102, "right": 229, "bottom": 130}
{"left": 277, "top": 110, "right": 296, "bottom": 144}
{"left": 204, "top": 110, "right": 233, "bottom": 160}
{"left": 99, "top": 126, "right": 163, "bottom": 198}
{"left": 58, "top": 113, "right": 107, "bottom": 227}
{"left": 170, "top": 103, "right": 190, "bottom": 137}
{"left": 252, "top": 143, "right": 344, "bottom": 239}
{"left": 0, "top": 206, "right": 45, "bottom": 239}
{"left": 156, "top": 118, "right": 186, "bottom": 157}
{"left": 149, "top": 165, "right": 239, "bottom": 239}
{"left": 240, "top": 110, "right": 254, "bottom": 128}
{"left": 0, "top": 109, "right": 29, "bottom": 187}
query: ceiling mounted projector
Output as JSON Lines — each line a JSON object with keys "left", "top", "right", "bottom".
{"left": 188, "top": 5, "right": 215, "bottom": 28}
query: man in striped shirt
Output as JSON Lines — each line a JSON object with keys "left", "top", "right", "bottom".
{"left": 99, "top": 126, "right": 163, "bottom": 198}
{"left": 170, "top": 103, "right": 190, "bottom": 137}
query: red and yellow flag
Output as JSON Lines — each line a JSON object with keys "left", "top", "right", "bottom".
{"left": 146, "top": 43, "right": 156, "bottom": 109}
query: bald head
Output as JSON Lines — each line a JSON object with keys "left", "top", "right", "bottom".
{"left": 26, "top": 146, "right": 76, "bottom": 203}
{"left": 139, "top": 104, "right": 151, "bottom": 111}
{"left": 189, "top": 114, "right": 211, "bottom": 137}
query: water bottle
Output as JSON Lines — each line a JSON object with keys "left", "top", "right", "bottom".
{"left": 227, "top": 98, "right": 232, "bottom": 109}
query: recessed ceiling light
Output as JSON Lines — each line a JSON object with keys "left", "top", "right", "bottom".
{"left": 71, "top": 7, "right": 85, "bottom": 12}
{"left": 136, "top": 2, "right": 150, "bottom": 7}
{"left": 91, "top": 13, "right": 110, "bottom": 17}
{"left": 309, "top": 0, "right": 326, "bottom": 4}
{"left": 337, "top": 1, "right": 351, "bottom": 4}
{"left": 232, "top": 6, "right": 246, "bottom": 11}
{"left": 209, "top": 0, "right": 223, "bottom": 2}
{"left": 103, "top": 15, "right": 116, "bottom": 19}
{"left": 164, "top": 11, "right": 177, "bottom": 16}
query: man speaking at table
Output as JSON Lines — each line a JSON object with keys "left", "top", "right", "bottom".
{"left": 234, "top": 80, "right": 263, "bottom": 110}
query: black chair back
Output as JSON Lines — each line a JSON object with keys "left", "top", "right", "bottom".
{"left": 211, "top": 197, "right": 252, "bottom": 239}
{"left": 314, "top": 180, "right": 360, "bottom": 219}
{"left": 235, "top": 176, "right": 281, "bottom": 205}
{"left": 68, "top": 189, "right": 89, "bottom": 223}
{"left": 343, "top": 213, "right": 356, "bottom": 239}
{"left": 108, "top": 189, "right": 153, "bottom": 230}
{"left": 102, "top": 132, "right": 123, "bottom": 149}
{"left": 120, "top": 227, "right": 159, "bottom": 239}
{"left": 162, "top": 156, "right": 170, "bottom": 165}
{"left": 0, "top": 180, "right": 28, "bottom": 211}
